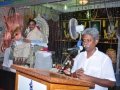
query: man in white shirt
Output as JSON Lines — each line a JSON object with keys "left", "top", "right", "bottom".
{"left": 71, "top": 28, "right": 116, "bottom": 90}
{"left": 24, "top": 19, "right": 48, "bottom": 67}
{"left": 25, "top": 19, "right": 44, "bottom": 41}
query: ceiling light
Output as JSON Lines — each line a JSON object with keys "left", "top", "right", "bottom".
{"left": 79, "top": 0, "right": 88, "bottom": 5}
{"left": 64, "top": 5, "right": 68, "bottom": 10}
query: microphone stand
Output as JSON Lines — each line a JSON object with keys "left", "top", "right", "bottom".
{"left": 58, "top": 49, "right": 77, "bottom": 75}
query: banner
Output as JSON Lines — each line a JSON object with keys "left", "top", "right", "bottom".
{"left": 18, "top": 75, "right": 47, "bottom": 90}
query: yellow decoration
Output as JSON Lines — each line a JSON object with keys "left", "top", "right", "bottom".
{"left": 110, "top": 31, "right": 116, "bottom": 38}
{"left": 103, "top": 20, "right": 105, "bottom": 27}
{"left": 104, "top": 29, "right": 116, "bottom": 39}
{"left": 64, "top": 30, "right": 70, "bottom": 39}
{"left": 104, "top": 29, "right": 108, "bottom": 39}
{"left": 63, "top": 22, "right": 66, "bottom": 28}
{"left": 115, "top": 20, "right": 118, "bottom": 27}
{"left": 84, "top": 22, "right": 87, "bottom": 27}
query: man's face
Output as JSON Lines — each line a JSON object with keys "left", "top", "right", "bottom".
{"left": 82, "top": 34, "right": 98, "bottom": 52}
{"left": 28, "top": 21, "right": 36, "bottom": 30}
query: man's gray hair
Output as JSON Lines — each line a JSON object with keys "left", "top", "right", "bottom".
{"left": 82, "top": 28, "right": 99, "bottom": 40}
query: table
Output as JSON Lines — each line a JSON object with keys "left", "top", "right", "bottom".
{"left": 34, "top": 51, "right": 52, "bottom": 70}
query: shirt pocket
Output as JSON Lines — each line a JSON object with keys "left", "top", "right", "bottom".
{"left": 85, "top": 67, "right": 101, "bottom": 77}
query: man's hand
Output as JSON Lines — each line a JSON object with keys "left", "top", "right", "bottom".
{"left": 71, "top": 68, "right": 84, "bottom": 78}
{"left": 72, "top": 68, "right": 92, "bottom": 81}
{"left": 76, "top": 68, "right": 84, "bottom": 76}
{"left": 75, "top": 68, "right": 92, "bottom": 81}
{"left": 72, "top": 68, "right": 115, "bottom": 87}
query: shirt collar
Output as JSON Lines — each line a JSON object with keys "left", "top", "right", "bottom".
{"left": 85, "top": 47, "right": 98, "bottom": 58}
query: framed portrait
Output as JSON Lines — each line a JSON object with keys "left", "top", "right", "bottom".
{"left": 89, "top": 20, "right": 101, "bottom": 32}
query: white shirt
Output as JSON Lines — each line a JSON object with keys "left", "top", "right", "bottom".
{"left": 71, "top": 48, "right": 116, "bottom": 90}
{"left": 34, "top": 51, "right": 52, "bottom": 70}
{"left": 26, "top": 27, "right": 48, "bottom": 47}
{"left": 2, "top": 48, "right": 13, "bottom": 67}
{"left": 27, "top": 27, "right": 44, "bottom": 41}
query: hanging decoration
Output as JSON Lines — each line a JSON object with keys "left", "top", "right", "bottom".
{"left": 0, "top": 7, "right": 23, "bottom": 52}
{"left": 30, "top": 5, "right": 59, "bottom": 22}
{"left": 103, "top": 0, "right": 118, "bottom": 40}
{"left": 34, "top": 14, "right": 49, "bottom": 43}
{"left": 64, "top": 30, "right": 70, "bottom": 39}
{"left": 103, "top": 20, "right": 106, "bottom": 28}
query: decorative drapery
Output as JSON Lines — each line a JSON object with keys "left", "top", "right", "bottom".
{"left": 0, "top": 7, "right": 23, "bottom": 52}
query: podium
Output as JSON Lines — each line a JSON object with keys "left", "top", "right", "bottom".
{"left": 12, "top": 65, "right": 94, "bottom": 90}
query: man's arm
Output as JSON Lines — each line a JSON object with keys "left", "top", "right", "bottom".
{"left": 82, "top": 74, "right": 115, "bottom": 87}
{"left": 72, "top": 69, "right": 115, "bottom": 87}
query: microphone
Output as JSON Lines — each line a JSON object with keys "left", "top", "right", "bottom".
{"left": 67, "top": 46, "right": 83, "bottom": 51}
{"left": 77, "top": 40, "right": 83, "bottom": 50}
{"left": 67, "top": 47, "right": 79, "bottom": 51}
{"left": 67, "top": 40, "right": 83, "bottom": 51}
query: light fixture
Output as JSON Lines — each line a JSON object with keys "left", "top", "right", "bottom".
{"left": 64, "top": 4, "right": 68, "bottom": 10}
{"left": 79, "top": 0, "right": 88, "bottom": 5}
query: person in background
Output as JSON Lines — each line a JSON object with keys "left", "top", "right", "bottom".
{"left": 24, "top": 19, "right": 45, "bottom": 45}
{"left": 71, "top": 28, "right": 116, "bottom": 90}
{"left": 106, "top": 48, "right": 116, "bottom": 72}
{"left": 24, "top": 19, "right": 48, "bottom": 67}
{"left": 106, "top": 49, "right": 117, "bottom": 90}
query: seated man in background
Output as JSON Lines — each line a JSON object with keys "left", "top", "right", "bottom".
{"left": 3, "top": 19, "right": 49, "bottom": 68}
{"left": 24, "top": 19, "right": 47, "bottom": 48}
{"left": 71, "top": 28, "right": 116, "bottom": 90}
{"left": 24, "top": 19, "right": 48, "bottom": 67}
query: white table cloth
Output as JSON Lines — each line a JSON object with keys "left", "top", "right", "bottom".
{"left": 34, "top": 51, "right": 52, "bottom": 70}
